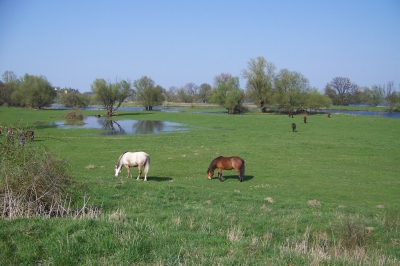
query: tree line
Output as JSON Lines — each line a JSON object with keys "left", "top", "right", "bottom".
{"left": 1, "top": 56, "right": 399, "bottom": 114}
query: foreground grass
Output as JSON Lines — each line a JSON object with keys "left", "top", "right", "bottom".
{"left": 1, "top": 107, "right": 399, "bottom": 265}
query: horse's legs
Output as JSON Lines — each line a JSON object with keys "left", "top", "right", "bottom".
{"left": 125, "top": 166, "right": 131, "bottom": 178}
{"left": 137, "top": 165, "right": 142, "bottom": 180}
{"left": 218, "top": 170, "right": 223, "bottom": 182}
{"left": 235, "top": 168, "right": 242, "bottom": 182}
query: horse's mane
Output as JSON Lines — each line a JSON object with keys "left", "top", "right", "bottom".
{"left": 116, "top": 151, "right": 129, "bottom": 168}
{"left": 208, "top": 156, "right": 222, "bottom": 172}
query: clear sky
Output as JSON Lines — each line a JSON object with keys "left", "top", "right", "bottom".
{"left": 1, "top": 0, "right": 399, "bottom": 93}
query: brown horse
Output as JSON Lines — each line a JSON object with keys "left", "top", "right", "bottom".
{"left": 25, "top": 131, "right": 34, "bottom": 141}
{"left": 207, "top": 156, "right": 245, "bottom": 182}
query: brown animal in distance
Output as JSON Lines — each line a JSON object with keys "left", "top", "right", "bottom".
{"left": 291, "top": 123, "right": 296, "bottom": 132}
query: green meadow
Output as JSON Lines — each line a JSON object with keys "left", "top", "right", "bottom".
{"left": 1, "top": 106, "right": 399, "bottom": 265}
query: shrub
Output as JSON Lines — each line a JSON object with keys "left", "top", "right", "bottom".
{"left": 0, "top": 133, "right": 74, "bottom": 218}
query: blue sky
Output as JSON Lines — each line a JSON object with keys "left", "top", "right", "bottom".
{"left": 1, "top": 0, "right": 399, "bottom": 93}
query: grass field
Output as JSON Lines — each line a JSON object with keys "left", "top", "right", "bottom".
{"left": 1, "top": 106, "right": 399, "bottom": 265}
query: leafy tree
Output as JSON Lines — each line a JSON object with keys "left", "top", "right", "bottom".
{"left": 11, "top": 74, "right": 56, "bottom": 109}
{"left": 199, "top": 83, "right": 212, "bottom": 102}
{"left": 242, "top": 56, "right": 276, "bottom": 112}
{"left": 60, "top": 92, "right": 90, "bottom": 108}
{"left": 307, "top": 89, "right": 332, "bottom": 113}
{"left": 363, "top": 85, "right": 384, "bottom": 106}
{"left": 0, "top": 81, "right": 16, "bottom": 106}
{"left": 91, "top": 79, "right": 132, "bottom": 116}
{"left": 326, "top": 77, "right": 358, "bottom": 106}
{"left": 210, "top": 74, "right": 244, "bottom": 114}
{"left": 133, "top": 76, "right": 164, "bottom": 110}
{"left": 274, "top": 69, "right": 309, "bottom": 112}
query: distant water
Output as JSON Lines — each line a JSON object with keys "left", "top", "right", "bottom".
{"left": 318, "top": 109, "right": 400, "bottom": 119}
{"left": 47, "top": 104, "right": 400, "bottom": 118}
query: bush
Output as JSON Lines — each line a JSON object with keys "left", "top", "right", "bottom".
{"left": 0, "top": 133, "right": 74, "bottom": 218}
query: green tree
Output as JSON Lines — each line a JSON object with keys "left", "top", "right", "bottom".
{"left": 11, "top": 74, "right": 56, "bottom": 109}
{"left": 274, "top": 69, "right": 309, "bottom": 113}
{"left": 0, "top": 81, "right": 15, "bottom": 106}
{"left": 307, "top": 89, "right": 332, "bottom": 113}
{"left": 363, "top": 85, "right": 384, "bottom": 106}
{"left": 91, "top": 79, "right": 132, "bottom": 116}
{"left": 60, "top": 92, "right": 90, "bottom": 108}
{"left": 133, "top": 76, "right": 164, "bottom": 110}
{"left": 199, "top": 83, "right": 212, "bottom": 102}
{"left": 242, "top": 56, "right": 276, "bottom": 112}
{"left": 210, "top": 74, "right": 244, "bottom": 114}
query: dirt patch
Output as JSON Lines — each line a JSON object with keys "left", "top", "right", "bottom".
{"left": 260, "top": 204, "right": 271, "bottom": 211}
{"left": 308, "top": 199, "right": 321, "bottom": 206}
{"left": 62, "top": 111, "right": 84, "bottom": 120}
{"left": 264, "top": 197, "right": 274, "bottom": 203}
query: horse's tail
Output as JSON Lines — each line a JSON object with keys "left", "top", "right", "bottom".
{"left": 144, "top": 154, "right": 150, "bottom": 175}
{"left": 240, "top": 159, "right": 245, "bottom": 180}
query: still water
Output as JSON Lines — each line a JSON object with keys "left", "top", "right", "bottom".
{"left": 55, "top": 116, "right": 187, "bottom": 135}
{"left": 320, "top": 109, "right": 400, "bottom": 119}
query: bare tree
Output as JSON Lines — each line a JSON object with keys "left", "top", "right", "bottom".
{"left": 383, "top": 81, "right": 398, "bottom": 112}
{"left": 2, "top": 70, "right": 17, "bottom": 83}
{"left": 328, "top": 77, "right": 358, "bottom": 106}
{"left": 214, "top": 73, "right": 232, "bottom": 85}
{"left": 184, "top": 82, "right": 199, "bottom": 102}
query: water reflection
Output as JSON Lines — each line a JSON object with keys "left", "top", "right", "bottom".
{"left": 55, "top": 116, "right": 187, "bottom": 135}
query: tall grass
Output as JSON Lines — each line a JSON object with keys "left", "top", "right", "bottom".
{"left": 0, "top": 107, "right": 399, "bottom": 265}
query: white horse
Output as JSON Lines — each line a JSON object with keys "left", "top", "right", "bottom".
{"left": 114, "top": 151, "right": 150, "bottom": 181}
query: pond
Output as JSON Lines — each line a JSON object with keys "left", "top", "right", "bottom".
{"left": 54, "top": 116, "right": 188, "bottom": 135}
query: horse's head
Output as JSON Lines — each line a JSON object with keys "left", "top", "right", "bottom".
{"left": 207, "top": 168, "right": 214, "bottom": 180}
{"left": 114, "top": 165, "right": 120, "bottom": 177}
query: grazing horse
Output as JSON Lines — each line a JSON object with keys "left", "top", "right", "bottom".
{"left": 303, "top": 116, "right": 307, "bottom": 123}
{"left": 207, "top": 156, "right": 245, "bottom": 182}
{"left": 114, "top": 151, "right": 150, "bottom": 181}
{"left": 291, "top": 123, "right": 296, "bottom": 132}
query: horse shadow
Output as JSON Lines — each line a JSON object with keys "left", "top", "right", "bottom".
{"left": 218, "top": 175, "right": 255, "bottom": 182}
{"left": 139, "top": 176, "right": 174, "bottom": 182}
